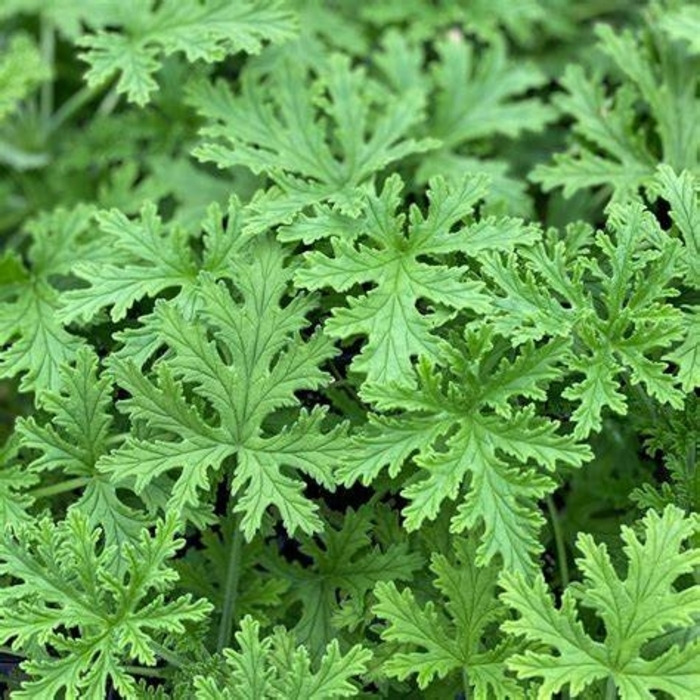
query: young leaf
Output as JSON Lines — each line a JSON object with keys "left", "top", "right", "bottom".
{"left": 193, "top": 616, "right": 370, "bottom": 699}
{"left": 501, "top": 505, "right": 700, "bottom": 699}
{"left": 0, "top": 511, "right": 212, "bottom": 699}
{"left": 373, "top": 536, "right": 520, "bottom": 697}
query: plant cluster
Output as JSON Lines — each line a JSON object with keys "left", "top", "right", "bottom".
{"left": 0, "top": 1, "right": 698, "bottom": 698}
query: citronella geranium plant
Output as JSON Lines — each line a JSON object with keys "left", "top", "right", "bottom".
{"left": 0, "top": 0, "right": 698, "bottom": 697}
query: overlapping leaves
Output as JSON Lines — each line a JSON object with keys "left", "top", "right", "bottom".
{"left": 0, "top": 511, "right": 212, "bottom": 699}
{"left": 339, "top": 325, "right": 591, "bottom": 573}
{"left": 374, "top": 536, "right": 520, "bottom": 697}
{"left": 16, "top": 347, "right": 144, "bottom": 549}
{"left": 99, "top": 237, "right": 349, "bottom": 539}
{"left": 1, "top": 1, "right": 699, "bottom": 699}
{"left": 194, "top": 616, "right": 370, "bottom": 699}
{"left": 533, "top": 21, "right": 700, "bottom": 201}
{"left": 501, "top": 505, "right": 700, "bottom": 698}
{"left": 78, "top": 0, "right": 297, "bottom": 105}
{"left": 188, "top": 53, "right": 436, "bottom": 231}
{"left": 0, "top": 206, "right": 93, "bottom": 394}
{"left": 296, "top": 174, "right": 537, "bottom": 385}
{"left": 483, "top": 198, "right": 689, "bottom": 436}
{"left": 262, "top": 504, "right": 422, "bottom": 655}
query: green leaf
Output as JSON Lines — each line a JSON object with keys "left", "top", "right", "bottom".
{"left": 0, "top": 511, "right": 212, "bottom": 699}
{"left": 655, "top": 165, "right": 700, "bottom": 286}
{"left": 501, "top": 505, "right": 700, "bottom": 699}
{"left": 484, "top": 202, "right": 687, "bottom": 436}
{"left": 78, "top": 0, "right": 297, "bottom": 105}
{"left": 411, "top": 33, "right": 553, "bottom": 214}
{"left": 340, "top": 329, "right": 590, "bottom": 573}
{"left": 426, "top": 36, "right": 553, "bottom": 144}
{"left": 262, "top": 504, "right": 422, "bottom": 655}
{"left": 0, "top": 0, "right": 122, "bottom": 39}
{"left": 0, "top": 278, "right": 82, "bottom": 395}
{"left": 18, "top": 347, "right": 113, "bottom": 476}
{"left": 0, "top": 435, "right": 36, "bottom": 530}
{"left": 17, "top": 347, "right": 145, "bottom": 549}
{"left": 0, "top": 206, "right": 95, "bottom": 395}
{"left": 189, "top": 53, "right": 437, "bottom": 231}
{"left": 296, "top": 174, "right": 537, "bottom": 385}
{"left": 532, "top": 22, "right": 700, "bottom": 202}
{"left": 632, "top": 396, "right": 700, "bottom": 514}
{"left": 532, "top": 64, "right": 655, "bottom": 201}
{"left": 360, "top": 0, "right": 575, "bottom": 47}
{"left": 100, "top": 238, "right": 348, "bottom": 537}
{"left": 194, "top": 616, "right": 370, "bottom": 699}
{"left": 661, "top": 4, "right": 700, "bottom": 54}
{"left": 0, "top": 33, "right": 51, "bottom": 122}
{"left": 174, "top": 520, "right": 288, "bottom": 635}
{"left": 60, "top": 198, "right": 248, "bottom": 324}
{"left": 373, "top": 536, "right": 520, "bottom": 696}
{"left": 666, "top": 307, "right": 700, "bottom": 393}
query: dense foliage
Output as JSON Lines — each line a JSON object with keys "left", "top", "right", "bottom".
{"left": 0, "top": 1, "right": 698, "bottom": 698}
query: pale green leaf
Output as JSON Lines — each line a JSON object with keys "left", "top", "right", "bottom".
{"left": 374, "top": 537, "right": 519, "bottom": 697}
{"left": 661, "top": 4, "right": 700, "bottom": 54}
{"left": 501, "top": 506, "right": 700, "bottom": 699}
{"left": 0, "top": 33, "right": 51, "bottom": 122}
{"left": 194, "top": 616, "right": 370, "bottom": 699}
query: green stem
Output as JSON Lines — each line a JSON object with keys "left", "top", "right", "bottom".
{"left": 604, "top": 676, "right": 618, "bottom": 700}
{"left": 47, "top": 85, "right": 101, "bottom": 135}
{"left": 546, "top": 496, "right": 570, "bottom": 589}
{"left": 328, "top": 362, "right": 362, "bottom": 403}
{"left": 30, "top": 476, "right": 90, "bottom": 499}
{"left": 216, "top": 512, "right": 244, "bottom": 653}
{"left": 97, "top": 84, "right": 120, "bottom": 117}
{"left": 123, "top": 665, "right": 167, "bottom": 679}
{"left": 461, "top": 668, "right": 470, "bottom": 699}
{"left": 150, "top": 641, "right": 185, "bottom": 669}
{"left": 39, "top": 20, "right": 55, "bottom": 126}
